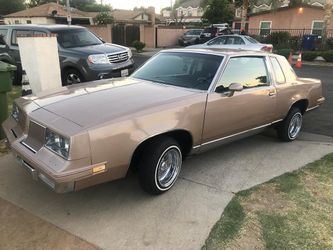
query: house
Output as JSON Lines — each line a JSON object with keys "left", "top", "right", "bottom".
{"left": 233, "top": 0, "right": 326, "bottom": 31}
{"left": 247, "top": 4, "right": 332, "bottom": 36}
{"left": 4, "top": 3, "right": 93, "bottom": 25}
{"left": 162, "top": 0, "right": 203, "bottom": 24}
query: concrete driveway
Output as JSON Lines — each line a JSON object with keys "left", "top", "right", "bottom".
{"left": 1, "top": 133, "right": 333, "bottom": 249}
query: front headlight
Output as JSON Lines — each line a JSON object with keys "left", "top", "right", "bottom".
{"left": 45, "top": 129, "right": 70, "bottom": 159}
{"left": 127, "top": 49, "right": 132, "bottom": 59}
{"left": 87, "top": 54, "right": 109, "bottom": 64}
{"left": 12, "top": 102, "right": 20, "bottom": 122}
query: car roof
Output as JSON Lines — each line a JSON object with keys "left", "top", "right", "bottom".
{"left": 0, "top": 24, "right": 85, "bottom": 32}
{"left": 161, "top": 48, "right": 269, "bottom": 57}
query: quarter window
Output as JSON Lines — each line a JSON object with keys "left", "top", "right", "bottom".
{"left": 270, "top": 57, "right": 286, "bottom": 84}
{"left": 259, "top": 21, "right": 271, "bottom": 35}
{"left": 216, "top": 57, "right": 269, "bottom": 92}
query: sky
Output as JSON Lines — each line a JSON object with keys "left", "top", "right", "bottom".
{"left": 103, "top": 0, "right": 172, "bottom": 13}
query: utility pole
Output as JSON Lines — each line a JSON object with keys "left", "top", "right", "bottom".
{"left": 66, "top": 0, "right": 71, "bottom": 25}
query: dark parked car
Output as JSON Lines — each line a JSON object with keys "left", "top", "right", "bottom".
{"left": 178, "top": 29, "right": 203, "bottom": 46}
{"left": 199, "top": 26, "right": 233, "bottom": 44}
{"left": 0, "top": 25, "right": 135, "bottom": 85}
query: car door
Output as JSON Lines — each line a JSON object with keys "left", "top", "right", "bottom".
{"left": 202, "top": 56, "right": 277, "bottom": 143}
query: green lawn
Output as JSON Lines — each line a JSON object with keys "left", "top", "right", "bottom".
{"left": 203, "top": 153, "right": 333, "bottom": 250}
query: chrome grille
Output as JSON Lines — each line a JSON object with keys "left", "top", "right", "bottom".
{"left": 21, "top": 121, "right": 46, "bottom": 153}
{"left": 107, "top": 52, "right": 128, "bottom": 63}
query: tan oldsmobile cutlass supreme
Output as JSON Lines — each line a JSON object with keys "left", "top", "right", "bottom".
{"left": 2, "top": 49, "right": 325, "bottom": 194}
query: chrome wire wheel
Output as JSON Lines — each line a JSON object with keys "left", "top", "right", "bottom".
{"left": 66, "top": 73, "right": 81, "bottom": 85}
{"left": 155, "top": 146, "right": 182, "bottom": 189}
{"left": 288, "top": 112, "right": 302, "bottom": 139}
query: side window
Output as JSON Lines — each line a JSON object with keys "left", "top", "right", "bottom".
{"left": 0, "top": 29, "right": 8, "bottom": 46}
{"left": 34, "top": 31, "right": 47, "bottom": 36}
{"left": 11, "top": 30, "right": 33, "bottom": 46}
{"left": 270, "top": 57, "right": 286, "bottom": 84}
{"left": 208, "top": 36, "right": 226, "bottom": 45}
{"left": 226, "top": 36, "right": 245, "bottom": 45}
{"left": 216, "top": 57, "right": 269, "bottom": 92}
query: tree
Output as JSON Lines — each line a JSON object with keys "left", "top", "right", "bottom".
{"left": 0, "top": 0, "right": 25, "bottom": 15}
{"left": 202, "top": 0, "right": 233, "bottom": 24}
{"left": 322, "top": 0, "right": 333, "bottom": 48}
{"left": 28, "top": 0, "right": 61, "bottom": 8}
{"left": 94, "top": 11, "right": 113, "bottom": 24}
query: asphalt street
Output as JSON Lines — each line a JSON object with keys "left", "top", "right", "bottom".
{"left": 133, "top": 53, "right": 332, "bottom": 137}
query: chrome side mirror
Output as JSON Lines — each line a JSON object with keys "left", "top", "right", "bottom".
{"left": 228, "top": 82, "right": 243, "bottom": 97}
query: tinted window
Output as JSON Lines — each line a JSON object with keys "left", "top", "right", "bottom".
{"left": 132, "top": 52, "right": 223, "bottom": 91}
{"left": 216, "top": 57, "right": 269, "bottom": 92}
{"left": 55, "top": 29, "right": 102, "bottom": 48}
{"left": 208, "top": 36, "right": 226, "bottom": 45}
{"left": 11, "top": 30, "right": 33, "bottom": 45}
{"left": 186, "top": 30, "right": 202, "bottom": 35}
{"left": 0, "top": 29, "right": 8, "bottom": 40}
{"left": 34, "top": 31, "right": 47, "bottom": 36}
{"left": 226, "top": 36, "right": 245, "bottom": 45}
{"left": 270, "top": 57, "right": 285, "bottom": 84}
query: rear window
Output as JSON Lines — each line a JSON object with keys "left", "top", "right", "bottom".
{"left": 186, "top": 30, "right": 202, "bottom": 35}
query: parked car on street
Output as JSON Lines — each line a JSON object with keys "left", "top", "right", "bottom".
{"left": 2, "top": 49, "right": 324, "bottom": 195}
{"left": 178, "top": 29, "right": 203, "bottom": 46}
{"left": 199, "top": 24, "right": 232, "bottom": 43}
{"left": 191, "top": 34, "right": 273, "bottom": 52}
{"left": 0, "top": 25, "right": 134, "bottom": 85}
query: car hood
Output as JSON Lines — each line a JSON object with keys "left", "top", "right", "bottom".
{"left": 30, "top": 78, "right": 200, "bottom": 128}
{"left": 66, "top": 43, "right": 127, "bottom": 55}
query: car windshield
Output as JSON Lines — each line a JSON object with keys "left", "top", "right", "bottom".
{"left": 132, "top": 52, "right": 223, "bottom": 91}
{"left": 55, "top": 29, "right": 102, "bottom": 48}
{"left": 244, "top": 36, "right": 259, "bottom": 44}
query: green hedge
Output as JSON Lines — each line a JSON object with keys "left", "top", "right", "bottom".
{"left": 322, "top": 50, "right": 333, "bottom": 62}
{"left": 276, "top": 49, "right": 333, "bottom": 62}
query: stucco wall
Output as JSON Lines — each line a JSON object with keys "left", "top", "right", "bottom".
{"left": 85, "top": 25, "right": 112, "bottom": 43}
{"left": 248, "top": 7, "right": 332, "bottom": 30}
{"left": 157, "top": 28, "right": 188, "bottom": 47}
{"left": 144, "top": 26, "right": 155, "bottom": 48}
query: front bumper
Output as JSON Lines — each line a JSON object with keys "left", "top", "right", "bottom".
{"left": 2, "top": 117, "right": 110, "bottom": 193}
{"left": 85, "top": 58, "right": 135, "bottom": 81}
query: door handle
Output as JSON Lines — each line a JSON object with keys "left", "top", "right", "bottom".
{"left": 268, "top": 91, "right": 276, "bottom": 97}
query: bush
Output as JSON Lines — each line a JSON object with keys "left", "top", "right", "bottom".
{"left": 266, "top": 31, "right": 291, "bottom": 49}
{"left": 132, "top": 40, "right": 145, "bottom": 52}
{"left": 302, "top": 51, "right": 318, "bottom": 61}
{"left": 326, "top": 38, "right": 333, "bottom": 50}
{"left": 322, "top": 50, "right": 333, "bottom": 62}
{"left": 276, "top": 48, "right": 293, "bottom": 59}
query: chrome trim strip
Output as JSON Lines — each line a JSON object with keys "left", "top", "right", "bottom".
{"left": 193, "top": 119, "right": 283, "bottom": 149}
{"left": 21, "top": 141, "right": 37, "bottom": 153}
{"left": 306, "top": 105, "right": 319, "bottom": 112}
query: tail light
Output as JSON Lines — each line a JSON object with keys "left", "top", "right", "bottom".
{"left": 261, "top": 45, "right": 273, "bottom": 52}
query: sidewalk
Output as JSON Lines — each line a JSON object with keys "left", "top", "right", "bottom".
{"left": 0, "top": 197, "right": 98, "bottom": 250}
